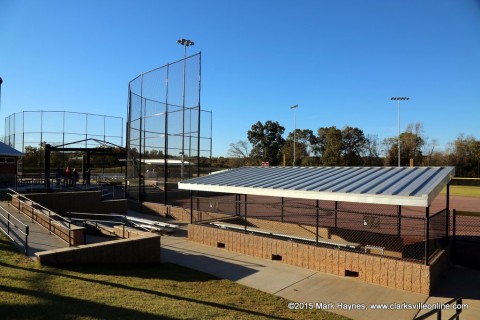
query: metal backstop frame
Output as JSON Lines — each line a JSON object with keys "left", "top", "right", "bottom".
{"left": 126, "top": 52, "right": 212, "bottom": 204}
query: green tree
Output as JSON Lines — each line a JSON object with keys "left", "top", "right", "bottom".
{"left": 341, "top": 126, "right": 367, "bottom": 166}
{"left": 383, "top": 123, "right": 425, "bottom": 166}
{"left": 283, "top": 129, "right": 316, "bottom": 166}
{"left": 448, "top": 134, "right": 480, "bottom": 177}
{"left": 316, "top": 126, "right": 343, "bottom": 166}
{"left": 247, "top": 120, "right": 285, "bottom": 166}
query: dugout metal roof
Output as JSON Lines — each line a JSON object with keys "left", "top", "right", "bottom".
{"left": 178, "top": 166, "right": 455, "bottom": 207}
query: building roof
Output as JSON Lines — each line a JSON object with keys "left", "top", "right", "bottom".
{"left": 0, "top": 142, "right": 24, "bottom": 157}
{"left": 178, "top": 166, "right": 455, "bottom": 207}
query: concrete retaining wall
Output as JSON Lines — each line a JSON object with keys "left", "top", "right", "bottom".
{"left": 26, "top": 191, "right": 127, "bottom": 215}
{"left": 188, "top": 224, "right": 449, "bottom": 295}
{"left": 36, "top": 234, "right": 161, "bottom": 265}
{"left": 130, "top": 201, "right": 237, "bottom": 222}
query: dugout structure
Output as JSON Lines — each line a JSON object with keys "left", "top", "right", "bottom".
{"left": 179, "top": 166, "right": 455, "bottom": 294}
{"left": 127, "top": 52, "right": 212, "bottom": 204}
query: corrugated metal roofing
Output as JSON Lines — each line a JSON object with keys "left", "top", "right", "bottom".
{"left": 0, "top": 142, "right": 24, "bottom": 157}
{"left": 178, "top": 166, "right": 455, "bottom": 207}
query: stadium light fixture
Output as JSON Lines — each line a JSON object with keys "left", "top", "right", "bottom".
{"left": 390, "top": 97, "right": 410, "bottom": 167}
{"left": 177, "top": 38, "right": 195, "bottom": 180}
{"left": 291, "top": 104, "right": 299, "bottom": 166}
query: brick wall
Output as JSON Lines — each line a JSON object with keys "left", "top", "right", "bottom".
{"left": 188, "top": 224, "right": 449, "bottom": 295}
{"left": 36, "top": 234, "right": 161, "bottom": 265}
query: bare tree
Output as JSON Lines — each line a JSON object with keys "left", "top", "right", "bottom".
{"left": 227, "top": 140, "right": 252, "bottom": 167}
{"left": 228, "top": 140, "right": 250, "bottom": 158}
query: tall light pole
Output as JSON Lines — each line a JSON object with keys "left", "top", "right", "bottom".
{"left": 390, "top": 97, "right": 409, "bottom": 167}
{"left": 0, "top": 77, "right": 3, "bottom": 110}
{"left": 177, "top": 38, "right": 194, "bottom": 180}
{"left": 291, "top": 104, "right": 298, "bottom": 166}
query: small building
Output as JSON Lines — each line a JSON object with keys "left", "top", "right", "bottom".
{"left": 0, "top": 141, "right": 24, "bottom": 184}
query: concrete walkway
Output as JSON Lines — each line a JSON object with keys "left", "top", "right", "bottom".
{"left": 156, "top": 219, "right": 480, "bottom": 320}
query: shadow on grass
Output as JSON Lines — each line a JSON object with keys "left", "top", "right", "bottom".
{"left": 0, "top": 283, "right": 177, "bottom": 320}
{"left": 0, "top": 261, "right": 290, "bottom": 320}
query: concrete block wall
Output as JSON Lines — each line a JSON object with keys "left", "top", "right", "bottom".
{"left": 133, "top": 202, "right": 232, "bottom": 223}
{"left": 26, "top": 191, "right": 128, "bottom": 215}
{"left": 188, "top": 224, "right": 446, "bottom": 295}
{"left": 36, "top": 234, "right": 161, "bottom": 265}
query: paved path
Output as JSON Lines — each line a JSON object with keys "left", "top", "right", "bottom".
{"left": 160, "top": 229, "right": 480, "bottom": 320}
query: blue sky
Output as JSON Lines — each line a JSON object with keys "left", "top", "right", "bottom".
{"left": 1, "top": 0, "right": 479, "bottom": 156}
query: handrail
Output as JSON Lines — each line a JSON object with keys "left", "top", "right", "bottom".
{"left": 7, "top": 189, "right": 75, "bottom": 246}
{"left": 414, "top": 297, "right": 463, "bottom": 320}
{"left": 67, "top": 212, "right": 126, "bottom": 219}
{"left": 67, "top": 212, "right": 127, "bottom": 239}
{"left": 0, "top": 205, "right": 29, "bottom": 255}
{"left": 8, "top": 188, "right": 72, "bottom": 225}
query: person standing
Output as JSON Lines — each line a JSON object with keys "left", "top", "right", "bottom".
{"left": 72, "top": 168, "right": 79, "bottom": 187}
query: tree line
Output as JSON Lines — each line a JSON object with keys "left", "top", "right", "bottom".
{"left": 222, "top": 120, "right": 480, "bottom": 178}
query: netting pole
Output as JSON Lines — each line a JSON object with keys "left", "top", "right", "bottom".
{"left": 197, "top": 52, "right": 202, "bottom": 178}
{"left": 164, "top": 64, "right": 170, "bottom": 204}
{"left": 139, "top": 73, "right": 145, "bottom": 202}
{"left": 425, "top": 206, "right": 430, "bottom": 265}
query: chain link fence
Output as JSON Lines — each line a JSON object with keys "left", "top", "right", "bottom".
{"left": 3, "top": 111, "right": 124, "bottom": 184}
{"left": 453, "top": 211, "right": 480, "bottom": 268}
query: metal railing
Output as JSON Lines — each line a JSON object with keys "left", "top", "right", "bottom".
{"left": 0, "top": 205, "right": 29, "bottom": 255}
{"left": 66, "top": 212, "right": 127, "bottom": 240}
{"left": 415, "top": 297, "right": 463, "bottom": 320}
{"left": 7, "top": 188, "right": 77, "bottom": 246}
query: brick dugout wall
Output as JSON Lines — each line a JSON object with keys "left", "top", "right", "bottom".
{"left": 188, "top": 224, "right": 450, "bottom": 295}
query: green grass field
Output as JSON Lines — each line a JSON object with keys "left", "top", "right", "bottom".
{"left": 0, "top": 234, "right": 347, "bottom": 320}
{"left": 441, "top": 185, "right": 480, "bottom": 198}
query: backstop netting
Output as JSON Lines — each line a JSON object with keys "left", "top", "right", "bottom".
{"left": 127, "top": 52, "right": 212, "bottom": 203}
